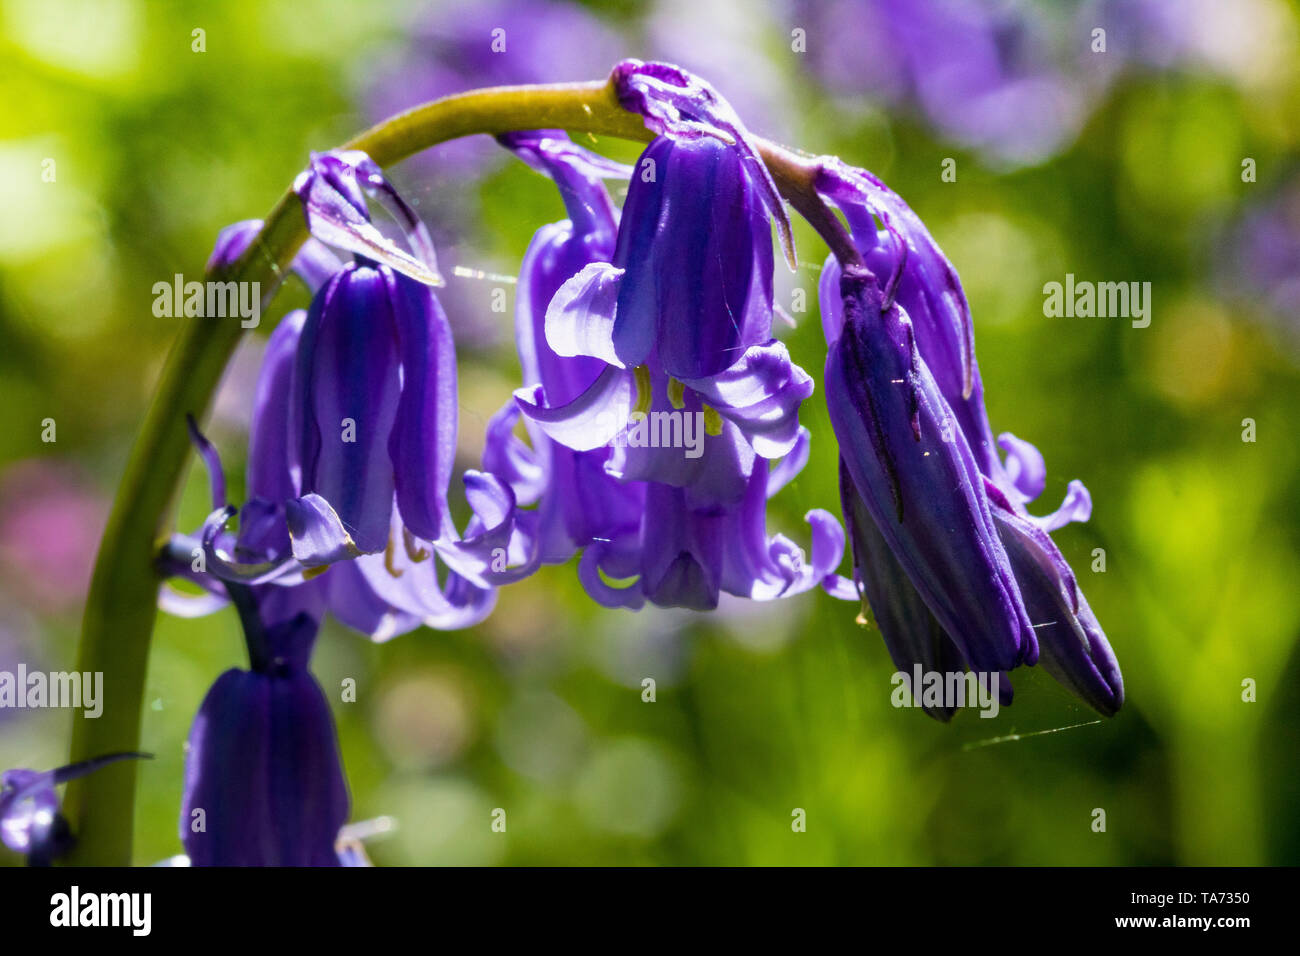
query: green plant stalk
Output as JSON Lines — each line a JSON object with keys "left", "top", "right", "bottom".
{"left": 62, "top": 77, "right": 853, "bottom": 865}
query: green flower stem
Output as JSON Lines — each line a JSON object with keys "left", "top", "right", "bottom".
{"left": 62, "top": 77, "right": 852, "bottom": 865}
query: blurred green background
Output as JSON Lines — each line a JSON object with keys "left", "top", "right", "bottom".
{"left": 2, "top": 0, "right": 1298, "bottom": 865}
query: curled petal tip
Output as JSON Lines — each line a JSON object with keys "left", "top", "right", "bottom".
{"left": 295, "top": 150, "right": 445, "bottom": 287}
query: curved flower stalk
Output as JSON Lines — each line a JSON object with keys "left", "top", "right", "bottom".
{"left": 1, "top": 753, "right": 148, "bottom": 865}
{"left": 508, "top": 74, "right": 851, "bottom": 610}
{"left": 180, "top": 588, "right": 347, "bottom": 866}
{"left": 817, "top": 161, "right": 1122, "bottom": 715}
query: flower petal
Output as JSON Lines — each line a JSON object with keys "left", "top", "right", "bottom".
{"left": 514, "top": 365, "right": 635, "bottom": 452}
{"left": 1034, "top": 478, "right": 1092, "bottom": 532}
{"left": 293, "top": 151, "right": 443, "bottom": 287}
{"left": 296, "top": 265, "right": 402, "bottom": 556}
{"left": 839, "top": 461, "right": 971, "bottom": 721}
{"left": 986, "top": 483, "right": 1122, "bottom": 716}
{"left": 387, "top": 271, "right": 458, "bottom": 543}
{"left": 680, "top": 340, "right": 814, "bottom": 459}
{"left": 997, "top": 432, "right": 1047, "bottom": 503}
{"left": 285, "top": 494, "right": 364, "bottom": 567}
{"left": 826, "top": 269, "right": 1035, "bottom": 673}
{"left": 544, "top": 261, "right": 626, "bottom": 367}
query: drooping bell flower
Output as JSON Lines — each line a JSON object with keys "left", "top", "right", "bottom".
{"left": 816, "top": 159, "right": 1004, "bottom": 475}
{"left": 816, "top": 160, "right": 1120, "bottom": 713}
{"left": 982, "top": 446, "right": 1122, "bottom": 716}
{"left": 157, "top": 216, "right": 424, "bottom": 638}
{"left": 816, "top": 160, "right": 1095, "bottom": 513}
{"left": 608, "top": 135, "right": 774, "bottom": 379}
{"left": 590, "top": 60, "right": 795, "bottom": 379}
{"left": 484, "top": 130, "right": 644, "bottom": 563}
{"left": 1, "top": 752, "right": 148, "bottom": 865}
{"left": 180, "top": 588, "right": 347, "bottom": 866}
{"left": 285, "top": 260, "right": 454, "bottom": 561}
{"left": 282, "top": 151, "right": 537, "bottom": 589}
{"left": 169, "top": 152, "right": 537, "bottom": 640}
{"left": 511, "top": 63, "right": 852, "bottom": 610}
{"left": 278, "top": 150, "right": 454, "bottom": 563}
{"left": 516, "top": 63, "right": 805, "bottom": 493}
{"left": 838, "top": 459, "right": 973, "bottom": 721}
{"left": 159, "top": 220, "right": 406, "bottom": 628}
{"left": 825, "top": 265, "right": 1035, "bottom": 674}
{"left": 164, "top": 332, "right": 491, "bottom": 643}
{"left": 577, "top": 433, "right": 854, "bottom": 612}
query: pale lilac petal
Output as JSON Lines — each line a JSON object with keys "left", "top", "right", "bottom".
{"left": 997, "top": 432, "right": 1047, "bottom": 503}
{"left": 293, "top": 151, "right": 443, "bottom": 287}
{"left": 544, "top": 261, "right": 626, "bottom": 367}
{"left": 1034, "top": 479, "right": 1093, "bottom": 532}
{"left": 514, "top": 365, "right": 635, "bottom": 452}
{"left": 285, "top": 494, "right": 364, "bottom": 568}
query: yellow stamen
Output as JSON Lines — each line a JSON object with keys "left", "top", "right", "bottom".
{"left": 702, "top": 404, "right": 723, "bottom": 436}
{"left": 633, "top": 365, "right": 653, "bottom": 417}
{"left": 384, "top": 533, "right": 404, "bottom": 578}
{"left": 667, "top": 377, "right": 685, "bottom": 409}
{"left": 402, "top": 528, "right": 429, "bottom": 563}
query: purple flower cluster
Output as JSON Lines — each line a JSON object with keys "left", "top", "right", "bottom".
{"left": 106, "top": 59, "right": 1122, "bottom": 867}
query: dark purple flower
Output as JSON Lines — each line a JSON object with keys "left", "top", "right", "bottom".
{"left": 167, "top": 152, "right": 540, "bottom": 643}
{"left": 282, "top": 151, "right": 537, "bottom": 590}
{"left": 838, "top": 458, "right": 974, "bottom": 721}
{"left": 180, "top": 593, "right": 347, "bottom": 867}
{"left": 608, "top": 134, "right": 775, "bottom": 379}
{"left": 825, "top": 265, "right": 1035, "bottom": 674}
{"left": 984, "top": 479, "right": 1123, "bottom": 716}
{"left": 1, "top": 753, "right": 148, "bottom": 865}
{"left": 817, "top": 159, "right": 1121, "bottom": 714}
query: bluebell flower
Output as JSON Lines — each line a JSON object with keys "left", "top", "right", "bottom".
{"left": 180, "top": 589, "right": 347, "bottom": 866}
{"left": 825, "top": 265, "right": 1036, "bottom": 674}
{"left": 507, "top": 64, "right": 852, "bottom": 609}
{"left": 984, "top": 479, "right": 1123, "bottom": 716}
{"left": 483, "top": 130, "right": 645, "bottom": 564}
{"left": 167, "top": 151, "right": 540, "bottom": 641}
{"left": 817, "top": 160, "right": 1122, "bottom": 714}
{"left": 1, "top": 753, "right": 148, "bottom": 865}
